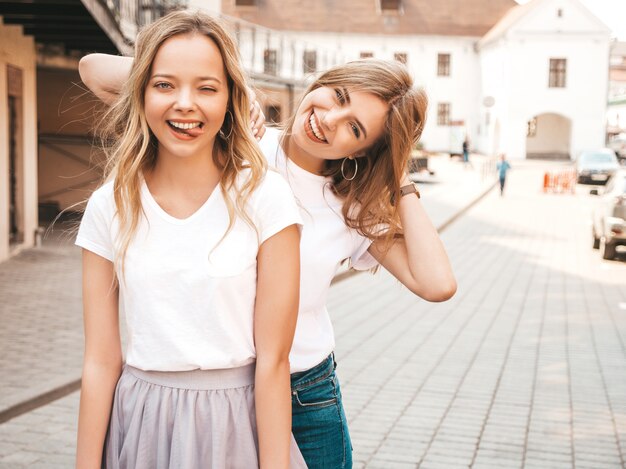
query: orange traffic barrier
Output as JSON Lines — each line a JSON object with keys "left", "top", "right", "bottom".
{"left": 542, "top": 170, "right": 576, "bottom": 194}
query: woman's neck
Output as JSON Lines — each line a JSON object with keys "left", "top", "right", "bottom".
{"left": 281, "top": 134, "right": 325, "bottom": 175}
{"left": 147, "top": 147, "right": 221, "bottom": 195}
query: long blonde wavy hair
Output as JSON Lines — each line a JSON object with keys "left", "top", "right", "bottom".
{"left": 98, "top": 10, "right": 266, "bottom": 271}
{"left": 282, "top": 59, "right": 427, "bottom": 245}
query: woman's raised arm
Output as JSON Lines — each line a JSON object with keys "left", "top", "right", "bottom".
{"left": 369, "top": 177, "right": 457, "bottom": 303}
{"left": 79, "top": 53, "right": 133, "bottom": 105}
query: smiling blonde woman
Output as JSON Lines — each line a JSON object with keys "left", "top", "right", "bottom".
{"left": 75, "top": 11, "right": 306, "bottom": 469}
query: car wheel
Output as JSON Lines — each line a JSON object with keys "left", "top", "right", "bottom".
{"left": 600, "top": 238, "right": 617, "bottom": 260}
{"left": 592, "top": 229, "right": 600, "bottom": 249}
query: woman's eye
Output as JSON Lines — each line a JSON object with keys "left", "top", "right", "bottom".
{"left": 154, "top": 82, "right": 171, "bottom": 89}
{"left": 201, "top": 87, "right": 217, "bottom": 92}
{"left": 335, "top": 89, "right": 345, "bottom": 103}
{"left": 350, "top": 123, "right": 360, "bottom": 138}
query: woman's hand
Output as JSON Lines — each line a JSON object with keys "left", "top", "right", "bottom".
{"left": 248, "top": 88, "right": 266, "bottom": 141}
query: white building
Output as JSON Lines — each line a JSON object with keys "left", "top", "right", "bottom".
{"left": 217, "top": 0, "right": 612, "bottom": 160}
{"left": 608, "top": 41, "right": 626, "bottom": 136}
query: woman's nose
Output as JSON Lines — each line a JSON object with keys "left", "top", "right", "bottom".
{"left": 321, "top": 108, "right": 342, "bottom": 131}
{"left": 174, "top": 88, "right": 196, "bottom": 111}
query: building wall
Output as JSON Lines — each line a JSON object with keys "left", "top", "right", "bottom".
{"left": 37, "top": 67, "right": 104, "bottom": 213}
{"left": 0, "top": 21, "right": 38, "bottom": 262}
{"left": 478, "top": 0, "right": 611, "bottom": 160}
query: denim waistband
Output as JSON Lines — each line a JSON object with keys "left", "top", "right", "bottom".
{"left": 290, "top": 353, "right": 336, "bottom": 390}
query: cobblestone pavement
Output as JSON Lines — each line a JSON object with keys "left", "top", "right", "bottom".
{"left": 5, "top": 159, "right": 624, "bottom": 468}
{"left": 0, "top": 236, "right": 83, "bottom": 416}
{"left": 0, "top": 154, "right": 494, "bottom": 421}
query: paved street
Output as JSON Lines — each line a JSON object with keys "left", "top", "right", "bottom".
{"left": 2, "top": 159, "right": 626, "bottom": 468}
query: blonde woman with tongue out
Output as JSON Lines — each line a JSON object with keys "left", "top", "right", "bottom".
{"left": 81, "top": 51, "right": 456, "bottom": 468}
{"left": 75, "top": 10, "right": 307, "bottom": 469}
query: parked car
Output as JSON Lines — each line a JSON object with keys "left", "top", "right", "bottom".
{"left": 576, "top": 149, "right": 620, "bottom": 184}
{"left": 591, "top": 169, "right": 626, "bottom": 260}
{"left": 608, "top": 134, "right": 626, "bottom": 163}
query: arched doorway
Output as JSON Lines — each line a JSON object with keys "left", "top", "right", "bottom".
{"left": 526, "top": 112, "right": 571, "bottom": 160}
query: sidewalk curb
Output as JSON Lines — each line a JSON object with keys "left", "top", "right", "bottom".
{"left": 331, "top": 178, "right": 498, "bottom": 285}
{"left": 0, "top": 379, "right": 81, "bottom": 424}
{"left": 0, "top": 179, "right": 498, "bottom": 425}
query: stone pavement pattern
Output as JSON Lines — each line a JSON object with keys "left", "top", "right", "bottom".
{"left": 2, "top": 160, "right": 626, "bottom": 468}
{"left": 332, "top": 163, "right": 626, "bottom": 468}
{"left": 0, "top": 237, "right": 83, "bottom": 415}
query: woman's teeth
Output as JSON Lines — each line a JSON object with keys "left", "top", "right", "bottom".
{"left": 168, "top": 121, "right": 202, "bottom": 130}
{"left": 309, "top": 114, "right": 327, "bottom": 142}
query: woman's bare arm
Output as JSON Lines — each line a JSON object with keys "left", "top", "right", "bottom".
{"left": 254, "top": 224, "right": 301, "bottom": 469}
{"left": 369, "top": 176, "right": 457, "bottom": 302}
{"left": 75, "top": 250, "right": 122, "bottom": 469}
{"left": 78, "top": 54, "right": 133, "bottom": 105}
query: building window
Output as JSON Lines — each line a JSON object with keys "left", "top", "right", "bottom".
{"left": 527, "top": 117, "right": 537, "bottom": 137}
{"left": 235, "top": 0, "right": 256, "bottom": 5}
{"left": 380, "top": 0, "right": 401, "bottom": 11}
{"left": 437, "top": 103, "right": 450, "bottom": 126}
{"left": 264, "top": 49, "right": 277, "bottom": 75}
{"left": 360, "top": 52, "right": 374, "bottom": 59}
{"left": 394, "top": 52, "right": 407, "bottom": 64}
{"left": 549, "top": 58, "right": 566, "bottom": 88}
{"left": 437, "top": 53, "right": 450, "bottom": 76}
{"left": 303, "top": 50, "right": 317, "bottom": 73}
{"left": 557, "top": 8, "right": 563, "bottom": 17}
{"left": 266, "top": 105, "right": 282, "bottom": 124}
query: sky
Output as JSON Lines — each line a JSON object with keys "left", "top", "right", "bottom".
{"left": 515, "top": 0, "right": 626, "bottom": 40}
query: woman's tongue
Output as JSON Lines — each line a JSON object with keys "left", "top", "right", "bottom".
{"left": 171, "top": 122, "right": 204, "bottom": 137}
{"left": 184, "top": 125, "right": 204, "bottom": 137}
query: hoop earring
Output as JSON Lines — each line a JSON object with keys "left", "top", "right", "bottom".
{"left": 341, "top": 157, "right": 358, "bottom": 181}
{"left": 219, "top": 110, "right": 234, "bottom": 140}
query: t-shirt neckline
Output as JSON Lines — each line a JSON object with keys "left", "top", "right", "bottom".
{"left": 141, "top": 179, "right": 220, "bottom": 225}
{"left": 275, "top": 135, "right": 330, "bottom": 184}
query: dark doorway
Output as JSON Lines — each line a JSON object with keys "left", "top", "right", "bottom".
{"left": 7, "top": 65, "right": 24, "bottom": 245}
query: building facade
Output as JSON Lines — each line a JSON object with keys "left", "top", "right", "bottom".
{"left": 217, "top": 0, "right": 611, "bottom": 160}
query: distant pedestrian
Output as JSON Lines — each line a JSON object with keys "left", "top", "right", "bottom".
{"left": 462, "top": 136, "right": 470, "bottom": 164}
{"left": 497, "top": 153, "right": 512, "bottom": 196}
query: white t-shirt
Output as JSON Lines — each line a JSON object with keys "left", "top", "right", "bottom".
{"left": 259, "top": 128, "right": 378, "bottom": 372}
{"left": 75, "top": 170, "right": 302, "bottom": 371}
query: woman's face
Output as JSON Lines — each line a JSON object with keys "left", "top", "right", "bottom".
{"left": 144, "top": 33, "right": 229, "bottom": 161}
{"left": 289, "top": 86, "right": 388, "bottom": 172}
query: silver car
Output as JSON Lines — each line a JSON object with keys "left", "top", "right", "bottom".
{"left": 577, "top": 149, "right": 620, "bottom": 185}
{"left": 591, "top": 169, "right": 626, "bottom": 260}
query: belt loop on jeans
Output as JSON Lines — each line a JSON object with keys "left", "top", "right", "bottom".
{"left": 331, "top": 352, "right": 337, "bottom": 370}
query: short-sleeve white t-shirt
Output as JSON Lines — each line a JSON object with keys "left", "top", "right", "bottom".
{"left": 259, "top": 128, "right": 378, "bottom": 372}
{"left": 75, "top": 170, "right": 302, "bottom": 372}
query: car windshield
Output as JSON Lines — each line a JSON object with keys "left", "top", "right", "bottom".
{"left": 581, "top": 153, "right": 615, "bottom": 163}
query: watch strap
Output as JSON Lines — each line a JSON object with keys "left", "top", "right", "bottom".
{"left": 400, "top": 183, "right": 420, "bottom": 199}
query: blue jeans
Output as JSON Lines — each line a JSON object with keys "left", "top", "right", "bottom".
{"left": 291, "top": 354, "right": 352, "bottom": 468}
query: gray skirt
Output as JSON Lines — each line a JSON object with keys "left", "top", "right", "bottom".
{"left": 104, "top": 364, "right": 307, "bottom": 469}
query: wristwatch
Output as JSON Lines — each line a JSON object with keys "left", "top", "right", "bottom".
{"left": 400, "top": 183, "right": 420, "bottom": 199}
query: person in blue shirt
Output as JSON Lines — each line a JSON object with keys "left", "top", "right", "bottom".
{"left": 496, "top": 153, "right": 511, "bottom": 196}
